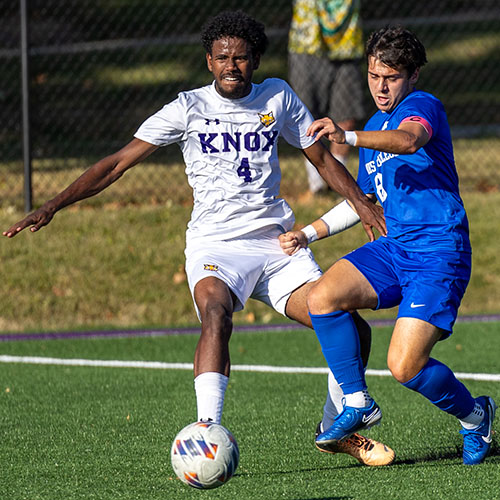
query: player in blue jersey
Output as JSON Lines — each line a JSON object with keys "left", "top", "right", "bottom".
{"left": 280, "top": 25, "right": 496, "bottom": 465}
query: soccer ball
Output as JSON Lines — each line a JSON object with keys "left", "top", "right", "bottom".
{"left": 171, "top": 421, "right": 239, "bottom": 489}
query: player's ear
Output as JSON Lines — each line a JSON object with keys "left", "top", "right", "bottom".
{"left": 409, "top": 68, "right": 419, "bottom": 85}
{"left": 206, "top": 52, "right": 213, "bottom": 72}
{"left": 252, "top": 53, "right": 261, "bottom": 71}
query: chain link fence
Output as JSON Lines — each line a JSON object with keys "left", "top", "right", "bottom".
{"left": 2, "top": 0, "right": 500, "bottom": 210}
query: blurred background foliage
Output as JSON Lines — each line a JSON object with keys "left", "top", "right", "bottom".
{"left": 1, "top": 0, "right": 499, "bottom": 209}
{"left": 0, "top": 1, "right": 499, "bottom": 331}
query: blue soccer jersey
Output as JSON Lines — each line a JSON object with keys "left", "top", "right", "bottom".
{"left": 357, "top": 90, "right": 470, "bottom": 252}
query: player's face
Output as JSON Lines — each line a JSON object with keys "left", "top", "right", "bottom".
{"left": 367, "top": 56, "right": 419, "bottom": 113}
{"left": 206, "top": 37, "right": 260, "bottom": 99}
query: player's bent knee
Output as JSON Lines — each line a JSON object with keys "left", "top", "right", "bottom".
{"left": 307, "top": 282, "right": 345, "bottom": 315}
{"left": 388, "top": 364, "right": 410, "bottom": 384}
{"left": 387, "top": 354, "right": 422, "bottom": 384}
{"left": 200, "top": 302, "right": 233, "bottom": 335}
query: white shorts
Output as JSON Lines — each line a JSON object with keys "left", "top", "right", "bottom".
{"left": 185, "top": 226, "right": 322, "bottom": 319}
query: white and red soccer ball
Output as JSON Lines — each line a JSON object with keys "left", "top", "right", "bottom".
{"left": 171, "top": 421, "right": 239, "bottom": 489}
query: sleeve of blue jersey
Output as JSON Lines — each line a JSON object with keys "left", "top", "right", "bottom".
{"left": 394, "top": 91, "right": 439, "bottom": 134}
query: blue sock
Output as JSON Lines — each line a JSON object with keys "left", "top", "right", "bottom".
{"left": 402, "top": 358, "right": 475, "bottom": 419}
{"left": 309, "top": 311, "right": 366, "bottom": 394}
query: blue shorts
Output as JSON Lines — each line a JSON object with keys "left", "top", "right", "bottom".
{"left": 343, "top": 237, "right": 471, "bottom": 335}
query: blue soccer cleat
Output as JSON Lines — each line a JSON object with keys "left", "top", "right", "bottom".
{"left": 460, "top": 395, "right": 497, "bottom": 465}
{"left": 316, "top": 401, "right": 382, "bottom": 445}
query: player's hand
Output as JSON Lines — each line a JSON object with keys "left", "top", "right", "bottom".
{"left": 353, "top": 200, "right": 386, "bottom": 241}
{"left": 307, "top": 117, "right": 345, "bottom": 144}
{"left": 279, "top": 230, "right": 308, "bottom": 255}
{"left": 3, "top": 205, "right": 55, "bottom": 238}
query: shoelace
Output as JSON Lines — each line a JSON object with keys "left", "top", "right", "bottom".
{"left": 345, "top": 434, "right": 374, "bottom": 451}
{"left": 461, "top": 431, "right": 484, "bottom": 452}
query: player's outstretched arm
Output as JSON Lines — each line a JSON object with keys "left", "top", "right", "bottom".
{"left": 307, "top": 118, "right": 430, "bottom": 155}
{"left": 279, "top": 198, "right": 372, "bottom": 255}
{"left": 3, "top": 138, "right": 158, "bottom": 238}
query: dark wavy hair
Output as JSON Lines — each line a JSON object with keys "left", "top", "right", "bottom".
{"left": 366, "top": 26, "right": 427, "bottom": 76}
{"left": 201, "top": 10, "right": 268, "bottom": 57}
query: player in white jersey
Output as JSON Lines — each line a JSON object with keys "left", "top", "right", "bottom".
{"left": 3, "top": 11, "right": 392, "bottom": 466}
{"left": 136, "top": 77, "right": 310, "bottom": 244}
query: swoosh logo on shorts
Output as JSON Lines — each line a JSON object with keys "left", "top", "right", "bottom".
{"left": 410, "top": 302, "right": 426, "bottom": 308}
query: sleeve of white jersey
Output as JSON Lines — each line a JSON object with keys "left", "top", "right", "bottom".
{"left": 279, "top": 81, "right": 316, "bottom": 150}
{"left": 134, "top": 94, "right": 187, "bottom": 146}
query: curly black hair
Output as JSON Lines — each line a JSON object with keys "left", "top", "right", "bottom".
{"left": 366, "top": 25, "right": 427, "bottom": 76}
{"left": 201, "top": 10, "right": 268, "bottom": 57}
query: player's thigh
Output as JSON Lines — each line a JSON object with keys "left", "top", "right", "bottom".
{"left": 397, "top": 249, "right": 471, "bottom": 334}
{"left": 307, "top": 258, "right": 378, "bottom": 314}
{"left": 185, "top": 240, "right": 264, "bottom": 318}
{"left": 285, "top": 281, "right": 315, "bottom": 327}
{"left": 252, "top": 246, "right": 322, "bottom": 321}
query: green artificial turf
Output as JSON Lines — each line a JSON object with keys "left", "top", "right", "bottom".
{"left": 1, "top": 322, "right": 499, "bottom": 499}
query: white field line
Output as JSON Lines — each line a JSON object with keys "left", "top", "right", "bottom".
{"left": 1, "top": 355, "right": 499, "bottom": 382}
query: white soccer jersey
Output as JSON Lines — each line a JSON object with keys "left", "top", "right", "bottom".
{"left": 134, "top": 78, "right": 316, "bottom": 242}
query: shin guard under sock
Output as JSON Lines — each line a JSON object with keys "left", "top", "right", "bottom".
{"left": 402, "top": 358, "right": 475, "bottom": 419}
{"left": 309, "top": 310, "right": 366, "bottom": 394}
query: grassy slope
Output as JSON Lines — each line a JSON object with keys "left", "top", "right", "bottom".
{"left": 0, "top": 187, "right": 499, "bottom": 333}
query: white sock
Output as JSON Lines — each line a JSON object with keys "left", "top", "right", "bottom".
{"left": 460, "top": 402, "right": 485, "bottom": 429}
{"left": 194, "top": 372, "right": 229, "bottom": 424}
{"left": 321, "top": 371, "right": 345, "bottom": 428}
{"left": 344, "top": 390, "right": 373, "bottom": 408}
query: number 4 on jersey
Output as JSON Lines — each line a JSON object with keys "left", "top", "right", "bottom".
{"left": 237, "top": 158, "right": 252, "bottom": 182}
